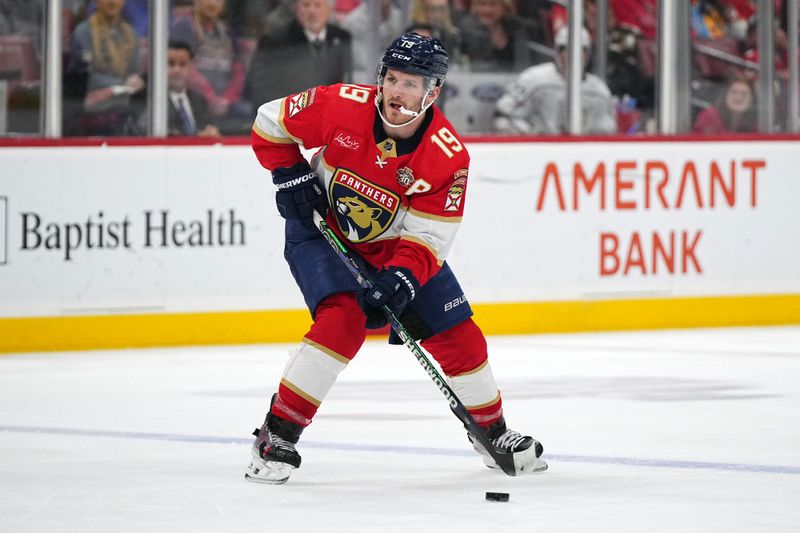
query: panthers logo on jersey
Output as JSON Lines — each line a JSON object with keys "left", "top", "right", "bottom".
{"left": 330, "top": 169, "right": 400, "bottom": 243}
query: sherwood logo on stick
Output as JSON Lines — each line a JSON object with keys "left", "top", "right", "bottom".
{"left": 413, "top": 346, "right": 458, "bottom": 409}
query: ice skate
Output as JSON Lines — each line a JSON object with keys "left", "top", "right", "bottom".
{"left": 468, "top": 417, "right": 548, "bottom": 474}
{"left": 245, "top": 400, "right": 304, "bottom": 485}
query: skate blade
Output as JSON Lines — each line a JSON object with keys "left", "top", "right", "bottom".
{"left": 481, "top": 449, "right": 548, "bottom": 474}
{"left": 513, "top": 446, "right": 548, "bottom": 474}
{"left": 244, "top": 458, "right": 295, "bottom": 485}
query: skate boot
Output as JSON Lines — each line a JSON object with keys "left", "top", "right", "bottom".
{"left": 245, "top": 397, "right": 304, "bottom": 485}
{"left": 467, "top": 417, "right": 548, "bottom": 474}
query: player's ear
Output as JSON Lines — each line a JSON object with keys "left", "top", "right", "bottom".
{"left": 427, "top": 86, "right": 441, "bottom": 105}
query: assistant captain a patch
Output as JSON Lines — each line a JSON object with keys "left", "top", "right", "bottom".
{"left": 288, "top": 88, "right": 316, "bottom": 117}
{"left": 330, "top": 169, "right": 399, "bottom": 243}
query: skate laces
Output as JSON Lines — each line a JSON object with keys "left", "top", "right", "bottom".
{"left": 494, "top": 429, "right": 527, "bottom": 451}
{"left": 270, "top": 435, "right": 297, "bottom": 452}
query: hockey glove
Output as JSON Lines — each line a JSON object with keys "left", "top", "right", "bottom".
{"left": 357, "top": 267, "right": 419, "bottom": 330}
{"left": 272, "top": 161, "right": 328, "bottom": 222}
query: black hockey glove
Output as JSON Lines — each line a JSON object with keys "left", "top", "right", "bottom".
{"left": 272, "top": 161, "right": 328, "bottom": 222}
{"left": 357, "top": 267, "right": 419, "bottom": 330}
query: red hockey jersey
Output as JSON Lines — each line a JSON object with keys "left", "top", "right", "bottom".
{"left": 252, "top": 83, "right": 470, "bottom": 286}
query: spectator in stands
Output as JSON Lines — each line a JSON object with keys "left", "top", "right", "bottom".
{"left": 692, "top": 75, "right": 757, "bottom": 134}
{"left": 458, "top": 0, "right": 547, "bottom": 72}
{"left": 164, "top": 40, "right": 221, "bottom": 136}
{"left": 341, "top": 0, "right": 405, "bottom": 79}
{"left": 515, "top": 0, "right": 553, "bottom": 27}
{"left": 724, "top": 0, "right": 754, "bottom": 42}
{"left": 245, "top": 0, "right": 352, "bottom": 104}
{"left": 65, "top": 0, "right": 145, "bottom": 135}
{"left": 608, "top": 0, "right": 657, "bottom": 40}
{"left": 0, "top": 0, "right": 44, "bottom": 48}
{"left": 493, "top": 26, "right": 616, "bottom": 135}
{"left": 228, "top": 0, "right": 295, "bottom": 39}
{"left": 170, "top": 0, "right": 245, "bottom": 130}
{"left": 691, "top": 0, "right": 730, "bottom": 40}
{"left": 554, "top": 0, "right": 658, "bottom": 122}
{"left": 410, "top": 0, "right": 464, "bottom": 67}
{"left": 333, "top": 0, "right": 360, "bottom": 21}
{"left": 88, "top": 0, "right": 149, "bottom": 36}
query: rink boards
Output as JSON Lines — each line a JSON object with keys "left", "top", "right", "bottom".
{"left": 1, "top": 136, "right": 799, "bottom": 352}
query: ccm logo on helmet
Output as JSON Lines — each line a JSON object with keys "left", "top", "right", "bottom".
{"left": 391, "top": 53, "right": 411, "bottom": 61}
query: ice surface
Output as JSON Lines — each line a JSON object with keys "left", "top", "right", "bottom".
{"left": 1, "top": 327, "right": 799, "bottom": 532}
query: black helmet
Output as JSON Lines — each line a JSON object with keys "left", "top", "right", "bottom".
{"left": 378, "top": 32, "right": 448, "bottom": 89}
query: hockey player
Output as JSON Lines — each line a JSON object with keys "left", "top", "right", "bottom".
{"left": 494, "top": 26, "right": 617, "bottom": 135}
{"left": 247, "top": 32, "right": 547, "bottom": 484}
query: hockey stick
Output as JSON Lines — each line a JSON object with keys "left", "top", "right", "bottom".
{"left": 312, "top": 210, "right": 518, "bottom": 476}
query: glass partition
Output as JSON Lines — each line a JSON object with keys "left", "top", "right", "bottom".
{"left": 0, "top": 0, "right": 45, "bottom": 135}
{"left": 2, "top": 0, "right": 798, "bottom": 138}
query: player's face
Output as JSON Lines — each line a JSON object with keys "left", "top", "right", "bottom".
{"left": 167, "top": 48, "right": 192, "bottom": 92}
{"left": 296, "top": 0, "right": 330, "bottom": 35}
{"left": 381, "top": 69, "right": 432, "bottom": 125}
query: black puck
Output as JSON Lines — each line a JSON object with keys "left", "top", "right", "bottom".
{"left": 485, "top": 492, "right": 509, "bottom": 502}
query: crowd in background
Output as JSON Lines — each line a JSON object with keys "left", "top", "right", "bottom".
{"left": 0, "top": 0, "right": 796, "bottom": 137}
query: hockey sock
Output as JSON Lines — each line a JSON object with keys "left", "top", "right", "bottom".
{"left": 422, "top": 319, "right": 504, "bottom": 427}
{"left": 272, "top": 292, "right": 366, "bottom": 426}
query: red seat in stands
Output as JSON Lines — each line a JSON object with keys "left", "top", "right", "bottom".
{"left": 694, "top": 37, "right": 740, "bottom": 80}
{"left": 0, "top": 35, "right": 40, "bottom": 82}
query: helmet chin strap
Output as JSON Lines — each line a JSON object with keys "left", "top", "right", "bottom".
{"left": 375, "top": 89, "right": 435, "bottom": 130}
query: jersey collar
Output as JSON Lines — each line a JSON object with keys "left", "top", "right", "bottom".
{"left": 372, "top": 106, "right": 434, "bottom": 158}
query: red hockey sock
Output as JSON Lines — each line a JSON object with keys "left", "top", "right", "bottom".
{"left": 272, "top": 292, "right": 366, "bottom": 426}
{"left": 421, "top": 319, "right": 503, "bottom": 427}
{"left": 305, "top": 292, "right": 366, "bottom": 360}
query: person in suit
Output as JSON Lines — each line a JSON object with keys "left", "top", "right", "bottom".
{"left": 170, "top": 0, "right": 245, "bottom": 122}
{"left": 457, "top": 0, "right": 547, "bottom": 73}
{"left": 245, "top": 0, "right": 352, "bottom": 105}
{"left": 167, "top": 40, "right": 220, "bottom": 136}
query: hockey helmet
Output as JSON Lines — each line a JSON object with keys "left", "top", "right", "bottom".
{"left": 378, "top": 32, "right": 448, "bottom": 90}
{"left": 554, "top": 26, "right": 591, "bottom": 49}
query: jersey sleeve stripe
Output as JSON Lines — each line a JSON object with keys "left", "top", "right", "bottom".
{"left": 401, "top": 209, "right": 460, "bottom": 262}
{"left": 252, "top": 122, "right": 296, "bottom": 144}
{"left": 399, "top": 235, "right": 445, "bottom": 266}
{"left": 277, "top": 97, "right": 303, "bottom": 144}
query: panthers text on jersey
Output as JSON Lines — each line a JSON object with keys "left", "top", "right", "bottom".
{"left": 252, "top": 83, "right": 471, "bottom": 286}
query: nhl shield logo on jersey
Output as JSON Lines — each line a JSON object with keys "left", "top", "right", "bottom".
{"left": 396, "top": 167, "right": 415, "bottom": 188}
{"left": 331, "top": 169, "right": 399, "bottom": 243}
{"left": 445, "top": 171, "right": 468, "bottom": 212}
{"left": 288, "top": 88, "right": 316, "bottom": 117}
